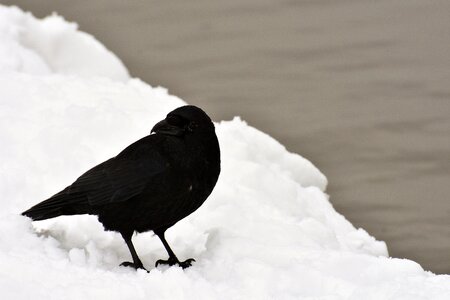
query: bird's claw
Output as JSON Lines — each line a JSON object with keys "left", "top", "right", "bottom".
{"left": 120, "top": 261, "right": 147, "bottom": 271}
{"left": 178, "top": 258, "right": 196, "bottom": 269}
{"left": 155, "top": 257, "right": 195, "bottom": 269}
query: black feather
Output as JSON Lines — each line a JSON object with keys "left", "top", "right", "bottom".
{"left": 22, "top": 105, "right": 220, "bottom": 270}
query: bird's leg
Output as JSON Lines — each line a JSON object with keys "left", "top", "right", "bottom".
{"left": 120, "top": 232, "right": 147, "bottom": 271}
{"left": 154, "top": 230, "right": 195, "bottom": 269}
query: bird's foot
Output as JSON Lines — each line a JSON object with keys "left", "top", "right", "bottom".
{"left": 178, "top": 258, "right": 195, "bottom": 269}
{"left": 155, "top": 257, "right": 195, "bottom": 269}
{"left": 120, "top": 261, "right": 147, "bottom": 271}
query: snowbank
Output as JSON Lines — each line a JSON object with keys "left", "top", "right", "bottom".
{"left": 0, "top": 5, "right": 449, "bottom": 299}
{"left": 0, "top": 6, "right": 128, "bottom": 80}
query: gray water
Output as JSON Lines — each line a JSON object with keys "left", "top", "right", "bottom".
{"left": 4, "top": 0, "right": 450, "bottom": 273}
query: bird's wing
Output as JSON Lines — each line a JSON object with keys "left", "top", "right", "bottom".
{"left": 67, "top": 136, "right": 168, "bottom": 206}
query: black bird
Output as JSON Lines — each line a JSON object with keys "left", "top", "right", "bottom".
{"left": 22, "top": 105, "right": 220, "bottom": 270}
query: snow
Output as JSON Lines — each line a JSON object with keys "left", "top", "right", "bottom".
{"left": 0, "top": 6, "right": 128, "bottom": 80}
{"left": 0, "top": 5, "right": 449, "bottom": 299}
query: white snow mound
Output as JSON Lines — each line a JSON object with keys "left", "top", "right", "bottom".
{"left": 0, "top": 6, "right": 129, "bottom": 80}
{"left": 0, "top": 5, "right": 449, "bottom": 300}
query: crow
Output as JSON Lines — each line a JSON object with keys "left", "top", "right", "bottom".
{"left": 22, "top": 105, "right": 221, "bottom": 270}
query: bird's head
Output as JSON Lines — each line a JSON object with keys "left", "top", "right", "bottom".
{"left": 151, "top": 105, "right": 215, "bottom": 137}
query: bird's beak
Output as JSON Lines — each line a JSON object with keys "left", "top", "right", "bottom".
{"left": 151, "top": 119, "right": 185, "bottom": 136}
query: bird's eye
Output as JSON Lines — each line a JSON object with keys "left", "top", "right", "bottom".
{"left": 166, "top": 115, "right": 184, "bottom": 127}
{"left": 187, "top": 121, "right": 198, "bottom": 132}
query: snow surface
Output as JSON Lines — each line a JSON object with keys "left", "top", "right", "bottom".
{"left": 0, "top": 5, "right": 449, "bottom": 300}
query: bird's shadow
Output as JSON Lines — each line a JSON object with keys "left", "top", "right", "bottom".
{"left": 27, "top": 215, "right": 157, "bottom": 271}
{"left": 28, "top": 215, "right": 206, "bottom": 272}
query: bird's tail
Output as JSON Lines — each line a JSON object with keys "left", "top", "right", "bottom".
{"left": 22, "top": 188, "right": 90, "bottom": 221}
